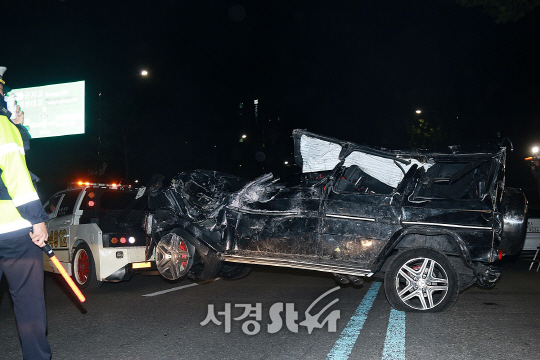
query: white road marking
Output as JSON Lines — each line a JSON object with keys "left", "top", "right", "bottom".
{"left": 142, "top": 278, "right": 219, "bottom": 297}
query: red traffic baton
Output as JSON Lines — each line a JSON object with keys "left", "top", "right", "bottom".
{"left": 42, "top": 244, "right": 86, "bottom": 303}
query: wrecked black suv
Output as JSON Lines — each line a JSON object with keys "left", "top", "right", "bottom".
{"left": 146, "top": 129, "right": 527, "bottom": 312}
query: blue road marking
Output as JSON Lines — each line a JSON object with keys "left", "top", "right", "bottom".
{"left": 326, "top": 281, "right": 382, "bottom": 360}
{"left": 382, "top": 309, "right": 406, "bottom": 360}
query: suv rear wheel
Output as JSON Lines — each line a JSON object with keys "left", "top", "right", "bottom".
{"left": 384, "top": 248, "right": 458, "bottom": 312}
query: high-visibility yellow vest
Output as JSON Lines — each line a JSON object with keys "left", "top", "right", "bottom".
{"left": 0, "top": 114, "right": 47, "bottom": 239}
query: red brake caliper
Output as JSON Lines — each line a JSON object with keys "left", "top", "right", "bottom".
{"left": 179, "top": 241, "right": 188, "bottom": 270}
{"left": 408, "top": 264, "right": 421, "bottom": 277}
{"left": 78, "top": 251, "right": 89, "bottom": 281}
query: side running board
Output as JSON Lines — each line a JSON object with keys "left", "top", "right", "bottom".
{"left": 220, "top": 254, "right": 374, "bottom": 277}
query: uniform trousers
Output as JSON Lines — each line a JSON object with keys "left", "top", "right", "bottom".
{"left": 0, "top": 233, "right": 51, "bottom": 360}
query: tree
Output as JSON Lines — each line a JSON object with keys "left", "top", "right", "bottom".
{"left": 457, "top": 0, "right": 540, "bottom": 23}
{"left": 408, "top": 118, "right": 443, "bottom": 150}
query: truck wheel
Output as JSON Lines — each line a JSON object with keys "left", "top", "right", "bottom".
{"left": 384, "top": 248, "right": 458, "bottom": 312}
{"left": 72, "top": 243, "right": 102, "bottom": 289}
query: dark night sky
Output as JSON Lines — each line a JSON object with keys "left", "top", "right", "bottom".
{"left": 3, "top": 1, "right": 540, "bottom": 200}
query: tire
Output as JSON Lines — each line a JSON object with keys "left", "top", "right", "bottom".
{"left": 155, "top": 228, "right": 222, "bottom": 283}
{"left": 72, "top": 243, "right": 102, "bottom": 289}
{"left": 187, "top": 239, "right": 222, "bottom": 283}
{"left": 384, "top": 248, "right": 458, "bottom": 312}
{"left": 500, "top": 188, "right": 527, "bottom": 255}
{"left": 218, "top": 263, "right": 252, "bottom": 280}
{"left": 155, "top": 230, "right": 196, "bottom": 280}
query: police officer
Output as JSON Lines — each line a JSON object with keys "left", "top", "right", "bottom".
{"left": 0, "top": 66, "right": 52, "bottom": 359}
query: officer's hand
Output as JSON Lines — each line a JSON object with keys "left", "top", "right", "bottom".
{"left": 30, "top": 222, "right": 48, "bottom": 248}
{"left": 12, "top": 104, "right": 23, "bottom": 125}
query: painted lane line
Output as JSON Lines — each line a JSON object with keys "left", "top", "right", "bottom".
{"left": 142, "top": 278, "right": 220, "bottom": 297}
{"left": 382, "top": 308, "right": 406, "bottom": 360}
{"left": 326, "top": 281, "right": 382, "bottom": 360}
{"left": 142, "top": 283, "right": 198, "bottom": 297}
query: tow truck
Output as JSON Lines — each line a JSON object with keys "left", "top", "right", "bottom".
{"left": 43, "top": 181, "right": 155, "bottom": 288}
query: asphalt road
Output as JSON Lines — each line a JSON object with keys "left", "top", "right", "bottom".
{"left": 1, "top": 255, "right": 540, "bottom": 360}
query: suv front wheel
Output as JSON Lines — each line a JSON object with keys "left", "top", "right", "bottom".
{"left": 384, "top": 248, "right": 458, "bottom": 312}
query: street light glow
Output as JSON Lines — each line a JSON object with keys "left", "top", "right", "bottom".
{"left": 533, "top": 146, "right": 539, "bottom": 154}
{"left": 141, "top": 70, "right": 148, "bottom": 76}
{"left": 242, "top": 134, "right": 247, "bottom": 139}
{"left": 415, "top": 110, "right": 422, "bottom": 114}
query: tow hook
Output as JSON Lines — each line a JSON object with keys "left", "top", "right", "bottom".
{"left": 334, "top": 273, "right": 349, "bottom": 284}
{"left": 475, "top": 264, "right": 501, "bottom": 288}
{"left": 490, "top": 248, "right": 504, "bottom": 261}
{"left": 334, "top": 274, "right": 364, "bottom": 286}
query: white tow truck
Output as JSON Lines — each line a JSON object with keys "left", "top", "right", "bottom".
{"left": 43, "top": 182, "right": 155, "bottom": 288}
{"left": 523, "top": 208, "right": 540, "bottom": 251}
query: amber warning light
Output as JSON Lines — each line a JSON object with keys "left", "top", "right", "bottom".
{"left": 42, "top": 244, "right": 86, "bottom": 303}
{"left": 73, "top": 181, "right": 123, "bottom": 188}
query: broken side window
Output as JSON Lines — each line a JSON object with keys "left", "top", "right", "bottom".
{"left": 413, "top": 160, "right": 493, "bottom": 200}
{"left": 333, "top": 165, "right": 394, "bottom": 195}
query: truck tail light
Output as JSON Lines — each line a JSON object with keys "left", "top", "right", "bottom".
{"left": 498, "top": 249, "right": 503, "bottom": 260}
{"left": 110, "top": 236, "right": 138, "bottom": 246}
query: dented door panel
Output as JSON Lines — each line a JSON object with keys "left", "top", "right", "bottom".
{"left": 322, "top": 191, "right": 398, "bottom": 266}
